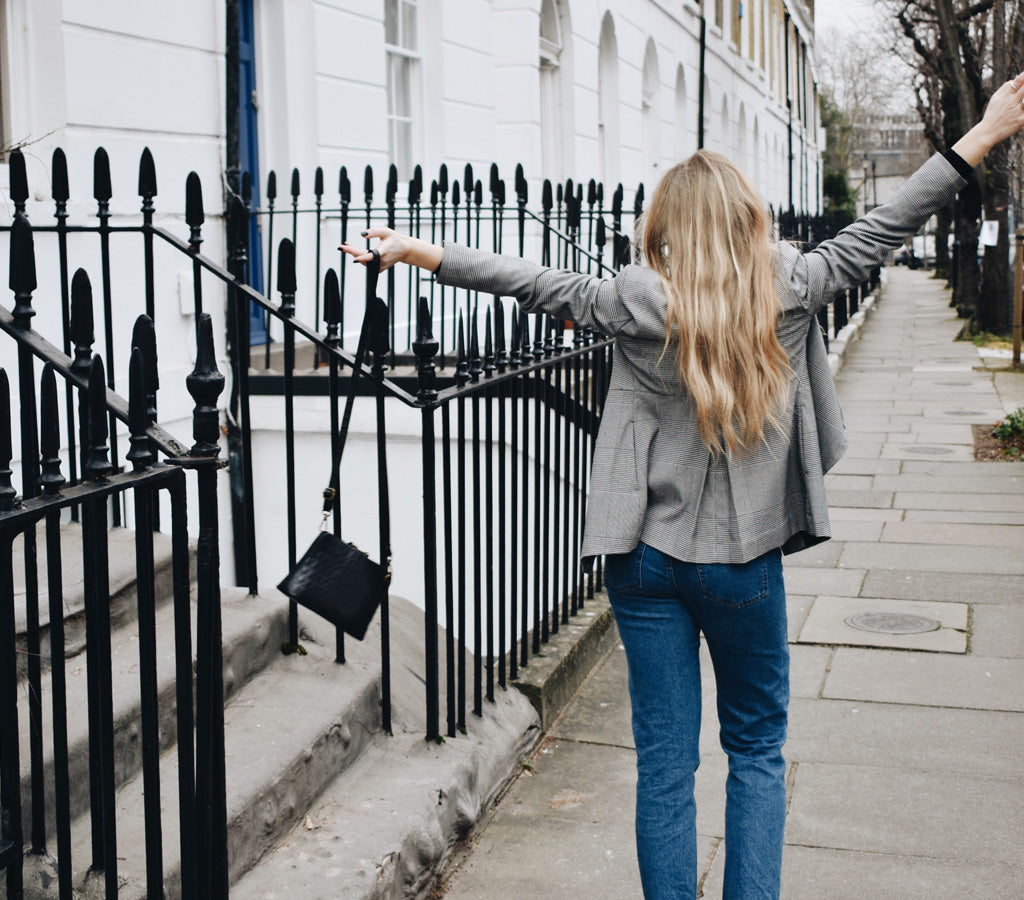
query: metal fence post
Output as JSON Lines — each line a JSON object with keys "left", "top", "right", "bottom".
{"left": 184, "top": 313, "right": 228, "bottom": 899}
{"left": 414, "top": 297, "right": 441, "bottom": 741}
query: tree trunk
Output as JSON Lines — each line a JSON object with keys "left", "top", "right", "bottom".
{"left": 956, "top": 175, "right": 983, "bottom": 320}
{"left": 935, "top": 202, "right": 952, "bottom": 280}
{"left": 979, "top": 145, "right": 1012, "bottom": 333}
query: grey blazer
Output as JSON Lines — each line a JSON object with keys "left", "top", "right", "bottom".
{"left": 435, "top": 153, "right": 966, "bottom": 564}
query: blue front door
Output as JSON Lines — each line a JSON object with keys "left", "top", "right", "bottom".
{"left": 240, "top": 0, "right": 268, "bottom": 344}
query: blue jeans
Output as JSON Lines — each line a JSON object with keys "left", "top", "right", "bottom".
{"left": 604, "top": 542, "right": 788, "bottom": 900}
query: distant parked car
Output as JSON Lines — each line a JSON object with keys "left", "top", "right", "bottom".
{"left": 893, "top": 246, "right": 922, "bottom": 269}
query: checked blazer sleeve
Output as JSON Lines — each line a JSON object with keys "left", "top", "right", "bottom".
{"left": 434, "top": 243, "right": 664, "bottom": 338}
{"left": 788, "top": 153, "right": 967, "bottom": 315}
{"left": 429, "top": 151, "right": 973, "bottom": 565}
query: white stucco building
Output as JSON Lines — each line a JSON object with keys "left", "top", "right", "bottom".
{"left": 0, "top": 0, "right": 823, "bottom": 596}
{"left": 2, "top": 0, "right": 821, "bottom": 219}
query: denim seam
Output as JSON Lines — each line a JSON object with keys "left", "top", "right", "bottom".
{"left": 634, "top": 541, "right": 647, "bottom": 590}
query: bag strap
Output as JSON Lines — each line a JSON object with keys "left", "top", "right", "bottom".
{"left": 322, "top": 251, "right": 381, "bottom": 518}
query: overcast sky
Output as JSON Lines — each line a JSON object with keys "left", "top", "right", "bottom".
{"left": 815, "top": 0, "right": 887, "bottom": 35}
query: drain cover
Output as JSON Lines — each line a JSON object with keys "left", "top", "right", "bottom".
{"left": 845, "top": 612, "right": 941, "bottom": 635}
{"left": 900, "top": 445, "right": 954, "bottom": 455}
{"left": 944, "top": 410, "right": 987, "bottom": 416}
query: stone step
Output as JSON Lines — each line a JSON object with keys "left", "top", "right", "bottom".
{"left": 15, "top": 590, "right": 382, "bottom": 899}
{"left": 14, "top": 586, "right": 287, "bottom": 860}
{"left": 13, "top": 523, "right": 189, "bottom": 682}
{"left": 232, "top": 595, "right": 616, "bottom": 900}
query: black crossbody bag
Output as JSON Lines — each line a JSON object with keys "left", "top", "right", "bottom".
{"left": 277, "top": 253, "right": 390, "bottom": 641}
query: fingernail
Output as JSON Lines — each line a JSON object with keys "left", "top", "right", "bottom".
{"left": 360, "top": 230, "right": 368, "bottom": 237}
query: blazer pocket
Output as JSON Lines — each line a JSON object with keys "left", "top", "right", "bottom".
{"left": 591, "top": 421, "right": 639, "bottom": 492}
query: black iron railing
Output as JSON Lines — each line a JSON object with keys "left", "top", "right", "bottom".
{"left": 776, "top": 208, "right": 881, "bottom": 348}
{"left": 0, "top": 145, "right": 883, "bottom": 896}
{"left": 0, "top": 189, "right": 228, "bottom": 899}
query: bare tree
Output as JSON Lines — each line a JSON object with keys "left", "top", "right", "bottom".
{"left": 816, "top": 26, "right": 911, "bottom": 179}
{"left": 884, "top": 0, "right": 1024, "bottom": 332}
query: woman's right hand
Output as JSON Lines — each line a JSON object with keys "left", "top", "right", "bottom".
{"left": 952, "top": 71, "right": 1024, "bottom": 166}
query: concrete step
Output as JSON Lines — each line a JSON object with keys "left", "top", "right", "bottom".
{"left": 13, "top": 523, "right": 188, "bottom": 682}
{"left": 232, "top": 594, "right": 616, "bottom": 900}
{"left": 14, "top": 586, "right": 287, "bottom": 859}
{"left": 15, "top": 590, "right": 381, "bottom": 900}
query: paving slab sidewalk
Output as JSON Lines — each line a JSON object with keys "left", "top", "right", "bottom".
{"left": 438, "top": 267, "right": 1024, "bottom": 899}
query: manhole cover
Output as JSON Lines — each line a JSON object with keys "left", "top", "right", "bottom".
{"left": 845, "top": 612, "right": 941, "bottom": 635}
{"left": 900, "top": 445, "right": 954, "bottom": 455}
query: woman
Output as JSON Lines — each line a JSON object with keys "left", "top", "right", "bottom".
{"left": 343, "top": 78, "right": 1024, "bottom": 899}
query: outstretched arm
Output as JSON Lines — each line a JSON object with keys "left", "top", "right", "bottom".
{"left": 342, "top": 228, "right": 638, "bottom": 336}
{"left": 791, "top": 71, "right": 1024, "bottom": 314}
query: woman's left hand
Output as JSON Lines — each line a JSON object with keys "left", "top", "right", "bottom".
{"left": 341, "top": 227, "right": 444, "bottom": 272}
{"left": 340, "top": 227, "right": 411, "bottom": 271}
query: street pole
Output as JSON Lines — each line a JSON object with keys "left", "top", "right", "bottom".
{"left": 1014, "top": 226, "right": 1022, "bottom": 368}
{"left": 698, "top": 1, "right": 706, "bottom": 151}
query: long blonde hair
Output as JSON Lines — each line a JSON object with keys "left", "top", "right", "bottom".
{"left": 641, "top": 149, "right": 790, "bottom": 456}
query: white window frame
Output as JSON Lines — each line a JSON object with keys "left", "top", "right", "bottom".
{"left": 641, "top": 41, "right": 660, "bottom": 186}
{"left": 539, "top": 0, "right": 563, "bottom": 182}
{"left": 385, "top": 0, "right": 421, "bottom": 181}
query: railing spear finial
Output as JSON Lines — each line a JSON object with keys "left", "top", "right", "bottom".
{"left": 9, "top": 148, "right": 28, "bottom": 220}
{"left": 84, "top": 356, "right": 111, "bottom": 481}
{"left": 127, "top": 347, "right": 155, "bottom": 472}
{"left": 93, "top": 147, "right": 112, "bottom": 204}
{"left": 468, "top": 305, "right": 482, "bottom": 382}
{"left": 52, "top": 148, "right": 70, "bottom": 206}
{"left": 138, "top": 147, "right": 158, "bottom": 206}
{"left": 186, "top": 313, "right": 225, "bottom": 458}
{"left": 494, "top": 298, "right": 508, "bottom": 374}
{"left": 363, "top": 165, "right": 373, "bottom": 206}
{"left": 520, "top": 309, "right": 533, "bottom": 362}
{"left": 39, "top": 365, "right": 67, "bottom": 495}
{"left": 131, "top": 314, "right": 160, "bottom": 425}
{"left": 413, "top": 296, "right": 439, "bottom": 404}
{"left": 277, "top": 238, "right": 297, "bottom": 317}
{"left": 509, "top": 306, "right": 521, "bottom": 370}
{"left": 10, "top": 216, "right": 38, "bottom": 326}
{"left": 484, "top": 308, "right": 495, "bottom": 378}
{"left": 186, "top": 171, "right": 205, "bottom": 251}
{"left": 455, "top": 312, "right": 469, "bottom": 387}
{"left": 338, "top": 166, "right": 350, "bottom": 204}
{"left": 71, "top": 269, "right": 95, "bottom": 377}
{"left": 324, "top": 269, "right": 342, "bottom": 346}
